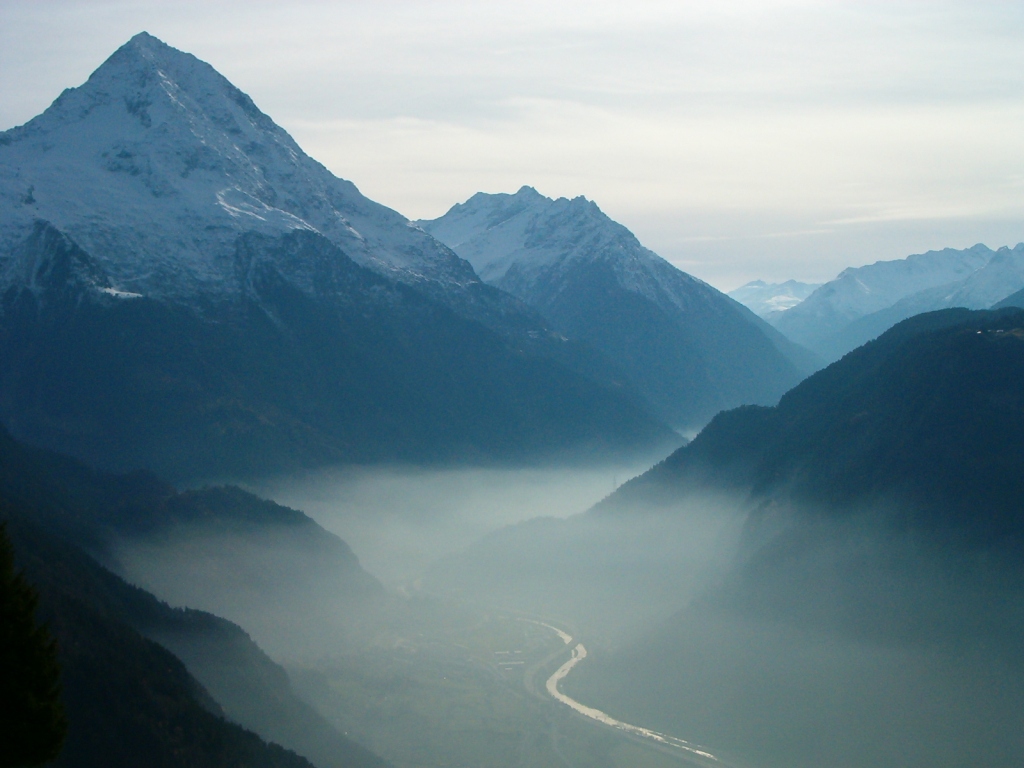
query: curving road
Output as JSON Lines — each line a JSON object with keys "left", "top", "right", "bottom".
{"left": 522, "top": 619, "right": 725, "bottom": 766}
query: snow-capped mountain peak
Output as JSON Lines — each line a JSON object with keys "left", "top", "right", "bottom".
{"left": 419, "top": 187, "right": 709, "bottom": 314}
{"left": 421, "top": 188, "right": 813, "bottom": 430}
{"left": 0, "top": 32, "right": 473, "bottom": 300}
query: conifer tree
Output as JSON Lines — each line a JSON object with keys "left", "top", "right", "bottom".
{"left": 0, "top": 522, "right": 67, "bottom": 767}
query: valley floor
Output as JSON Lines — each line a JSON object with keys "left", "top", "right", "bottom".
{"left": 289, "top": 607, "right": 704, "bottom": 768}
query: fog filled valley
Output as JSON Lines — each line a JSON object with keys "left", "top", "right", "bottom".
{"left": 249, "top": 463, "right": 655, "bottom": 588}
{"left": 3, "top": 27, "right": 1024, "bottom": 768}
{"left": 11, "top": 386, "right": 1024, "bottom": 768}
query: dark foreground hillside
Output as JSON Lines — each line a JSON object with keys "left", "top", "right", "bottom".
{"left": 0, "top": 426, "right": 389, "bottom": 767}
{"left": 4, "top": 514, "right": 313, "bottom": 768}
{"left": 0, "top": 422, "right": 387, "bottom": 659}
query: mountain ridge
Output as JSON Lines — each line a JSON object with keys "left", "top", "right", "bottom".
{"left": 769, "top": 243, "right": 1024, "bottom": 361}
{"left": 421, "top": 187, "right": 816, "bottom": 430}
{"left": 0, "top": 35, "right": 675, "bottom": 480}
{"left": 0, "top": 32, "right": 474, "bottom": 298}
{"left": 602, "top": 307, "right": 1024, "bottom": 545}
{"left": 0, "top": 418, "right": 393, "bottom": 766}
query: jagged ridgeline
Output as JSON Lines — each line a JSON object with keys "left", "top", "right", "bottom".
{"left": 421, "top": 188, "right": 817, "bottom": 431}
{"left": 0, "top": 33, "right": 674, "bottom": 481}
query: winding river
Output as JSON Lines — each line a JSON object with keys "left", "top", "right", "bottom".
{"left": 525, "top": 619, "right": 723, "bottom": 765}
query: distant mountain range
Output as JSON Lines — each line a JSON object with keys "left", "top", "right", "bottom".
{"left": 727, "top": 279, "right": 821, "bottom": 318}
{"left": 0, "top": 33, "right": 676, "bottom": 480}
{"left": 766, "top": 243, "right": 1024, "bottom": 362}
{"left": 420, "top": 187, "right": 816, "bottom": 431}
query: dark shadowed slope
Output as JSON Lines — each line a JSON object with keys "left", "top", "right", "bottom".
{"left": 4, "top": 514, "right": 314, "bottom": 768}
{"left": 0, "top": 223, "right": 672, "bottom": 481}
{"left": 612, "top": 307, "right": 1024, "bottom": 539}
{"left": 0, "top": 423, "right": 388, "bottom": 659}
{"left": 0, "top": 427, "right": 390, "bottom": 767}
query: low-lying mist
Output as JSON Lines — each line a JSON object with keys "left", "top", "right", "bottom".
{"left": 96, "top": 449, "right": 1024, "bottom": 768}
{"left": 107, "top": 517, "right": 386, "bottom": 661}
{"left": 248, "top": 462, "right": 656, "bottom": 586}
{"left": 423, "top": 489, "right": 751, "bottom": 645}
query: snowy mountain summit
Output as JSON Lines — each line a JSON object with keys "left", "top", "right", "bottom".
{"left": 0, "top": 34, "right": 675, "bottom": 480}
{"left": 0, "top": 32, "right": 471, "bottom": 300}
{"left": 422, "top": 187, "right": 814, "bottom": 430}
{"left": 420, "top": 186, "right": 711, "bottom": 312}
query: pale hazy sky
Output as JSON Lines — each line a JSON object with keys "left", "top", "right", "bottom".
{"left": 2, "top": 1, "right": 1022, "bottom": 289}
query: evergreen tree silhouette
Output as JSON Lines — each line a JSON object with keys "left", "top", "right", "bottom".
{"left": 0, "top": 522, "right": 67, "bottom": 767}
